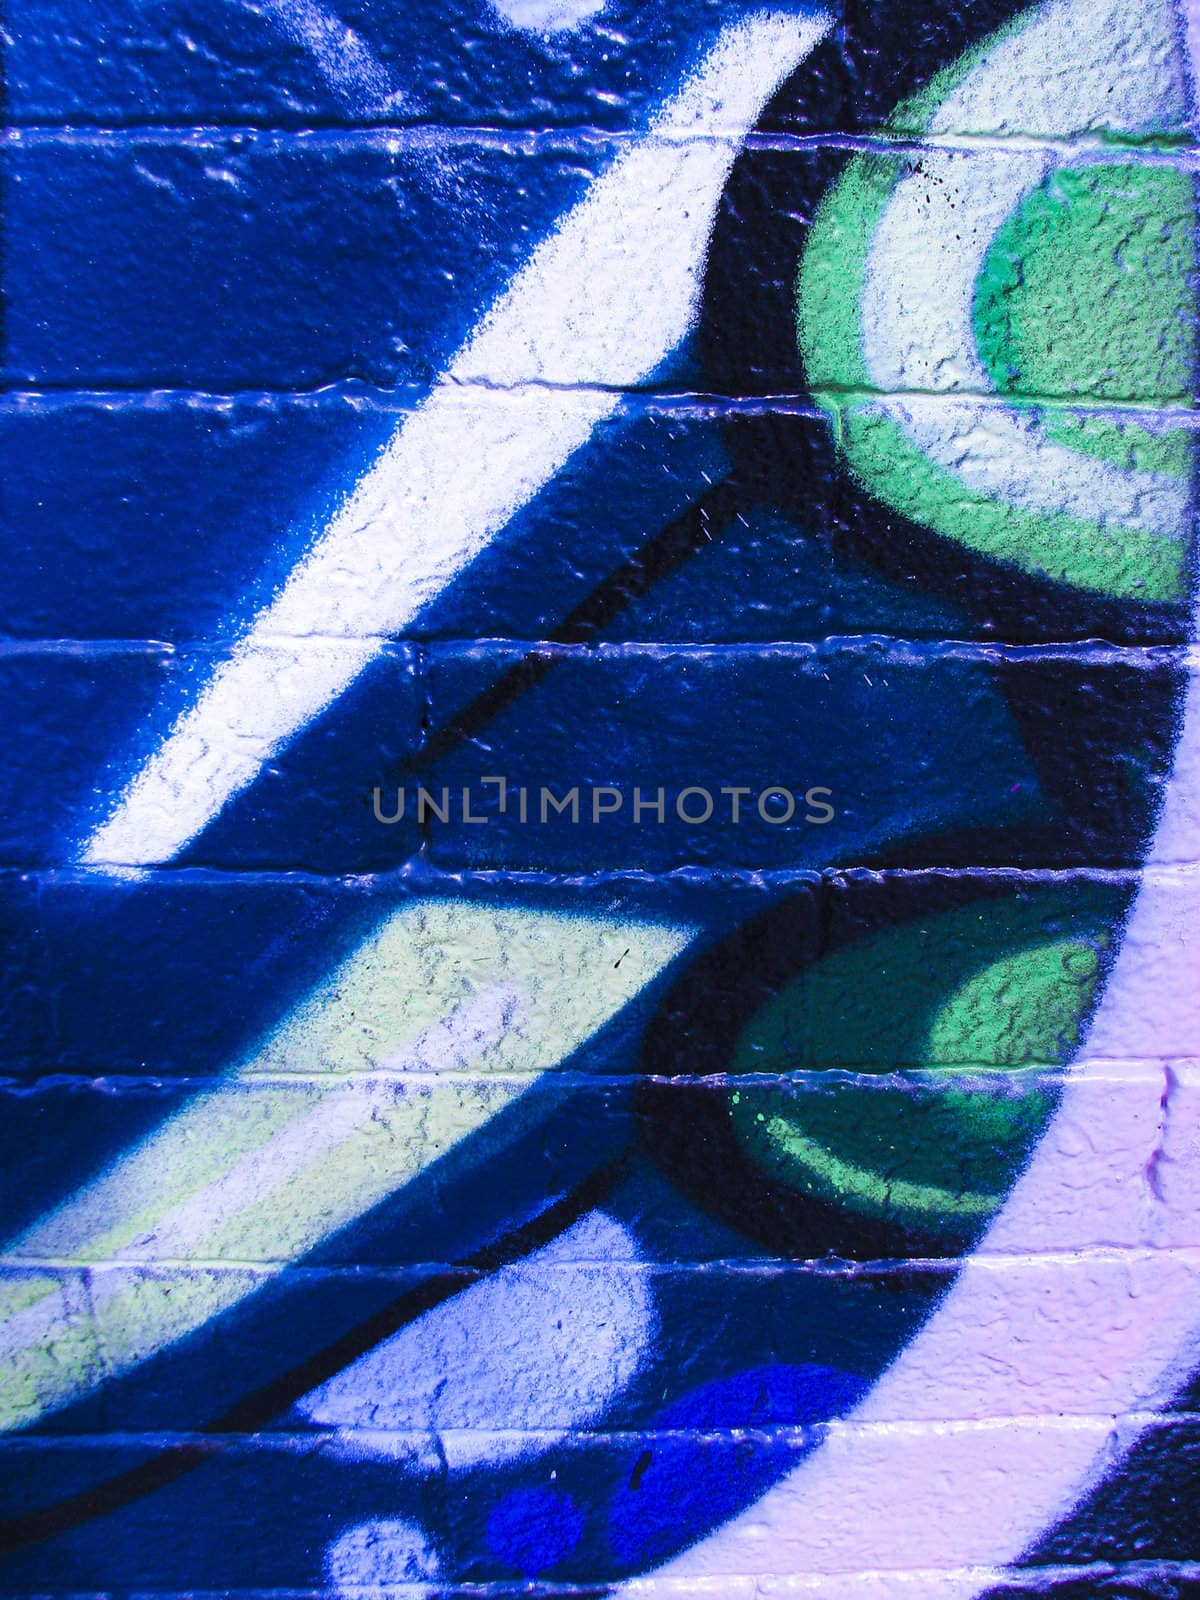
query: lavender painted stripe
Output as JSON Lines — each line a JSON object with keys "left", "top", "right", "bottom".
{"left": 608, "top": 0, "right": 1200, "bottom": 1588}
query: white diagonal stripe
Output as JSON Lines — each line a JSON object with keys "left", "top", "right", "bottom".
{"left": 81, "top": 9, "right": 833, "bottom": 868}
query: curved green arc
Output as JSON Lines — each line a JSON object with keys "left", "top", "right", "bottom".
{"left": 761, "top": 1120, "right": 1000, "bottom": 1218}
{"left": 726, "top": 893, "right": 1121, "bottom": 1236}
{"left": 795, "top": 11, "right": 1195, "bottom": 604}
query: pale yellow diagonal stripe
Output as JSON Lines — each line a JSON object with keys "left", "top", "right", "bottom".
{"left": 0, "top": 904, "right": 689, "bottom": 1431}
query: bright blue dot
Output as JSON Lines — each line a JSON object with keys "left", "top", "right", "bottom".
{"left": 611, "top": 1363, "right": 864, "bottom": 1569}
{"left": 486, "top": 1485, "right": 584, "bottom": 1576}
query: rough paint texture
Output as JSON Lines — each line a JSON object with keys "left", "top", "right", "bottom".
{"left": 2, "top": 1, "right": 1200, "bottom": 1597}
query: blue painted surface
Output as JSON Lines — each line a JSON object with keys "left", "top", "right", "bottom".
{"left": 1, "top": 0, "right": 1198, "bottom": 1592}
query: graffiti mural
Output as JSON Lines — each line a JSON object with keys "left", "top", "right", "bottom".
{"left": 1, "top": 0, "right": 1199, "bottom": 1593}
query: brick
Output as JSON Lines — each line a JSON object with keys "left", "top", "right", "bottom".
{"left": 4, "top": 0, "right": 1200, "bottom": 1587}
{"left": 416, "top": 645, "right": 1178, "bottom": 873}
{"left": 0, "top": 644, "right": 421, "bottom": 870}
{"left": 1, "top": 132, "right": 604, "bottom": 389}
{"left": 0, "top": 1414, "right": 1196, "bottom": 1588}
{"left": 8, "top": 396, "right": 1187, "bottom": 651}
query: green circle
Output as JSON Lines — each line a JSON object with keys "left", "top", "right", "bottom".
{"left": 727, "top": 891, "right": 1120, "bottom": 1238}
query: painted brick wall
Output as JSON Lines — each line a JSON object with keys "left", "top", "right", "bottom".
{"left": 2, "top": 1, "right": 1199, "bottom": 1595}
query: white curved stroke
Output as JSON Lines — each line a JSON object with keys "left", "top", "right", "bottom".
{"left": 80, "top": 8, "right": 832, "bottom": 869}
{"left": 859, "top": 0, "right": 1190, "bottom": 539}
{"left": 608, "top": 674, "right": 1200, "bottom": 1589}
{"left": 604, "top": 1, "right": 1200, "bottom": 1593}
{"left": 610, "top": 881, "right": 1200, "bottom": 1594}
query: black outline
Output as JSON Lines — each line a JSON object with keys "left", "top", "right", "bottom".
{"left": 0, "top": 1158, "right": 626, "bottom": 1550}
{"left": 637, "top": 866, "right": 1133, "bottom": 1259}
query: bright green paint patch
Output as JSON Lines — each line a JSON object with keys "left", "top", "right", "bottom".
{"left": 760, "top": 1119, "right": 999, "bottom": 1218}
{"left": 974, "top": 165, "right": 1194, "bottom": 406}
{"left": 839, "top": 406, "right": 1188, "bottom": 602}
{"left": 927, "top": 938, "right": 1101, "bottom": 1067}
{"left": 734, "top": 1076, "right": 1054, "bottom": 1222}
{"left": 796, "top": 65, "right": 1195, "bottom": 602}
{"left": 797, "top": 153, "right": 899, "bottom": 394}
{"left": 974, "top": 161, "right": 1195, "bottom": 484}
{"left": 727, "top": 891, "right": 1120, "bottom": 1236}
{"left": 1033, "top": 411, "right": 1192, "bottom": 480}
